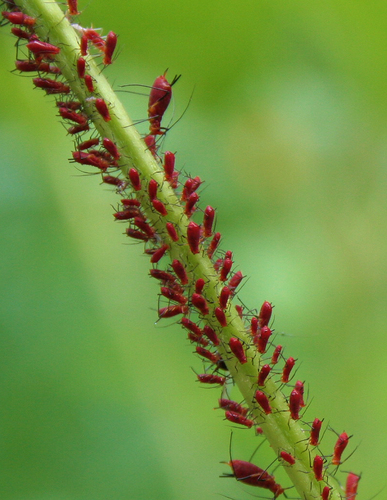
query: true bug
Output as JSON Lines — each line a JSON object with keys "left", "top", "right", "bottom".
{"left": 229, "top": 337, "right": 247, "bottom": 364}
{"left": 148, "top": 71, "right": 180, "bottom": 135}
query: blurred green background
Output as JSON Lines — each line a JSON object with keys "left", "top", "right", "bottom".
{"left": 0, "top": 1, "right": 386, "bottom": 499}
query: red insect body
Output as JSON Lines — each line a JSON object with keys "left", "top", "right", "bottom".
{"left": 207, "top": 232, "right": 221, "bottom": 259}
{"left": 191, "top": 293, "right": 209, "bottom": 316}
{"left": 150, "top": 244, "right": 169, "bottom": 264}
{"left": 282, "top": 357, "right": 296, "bottom": 383}
{"left": 255, "top": 390, "right": 272, "bottom": 415}
{"left": 220, "top": 258, "right": 232, "bottom": 282}
{"left": 181, "top": 317, "right": 202, "bottom": 336}
{"left": 128, "top": 168, "right": 141, "bottom": 191}
{"left": 144, "top": 134, "right": 157, "bottom": 157}
{"left": 235, "top": 304, "right": 244, "bottom": 319}
{"left": 163, "top": 151, "right": 175, "bottom": 181}
{"left": 345, "top": 472, "right": 360, "bottom": 500}
{"left": 152, "top": 199, "right": 168, "bottom": 216}
{"left": 313, "top": 455, "right": 324, "bottom": 481}
{"left": 218, "top": 399, "right": 248, "bottom": 417}
{"left": 181, "top": 176, "right": 202, "bottom": 201}
{"left": 148, "top": 72, "right": 179, "bottom": 135}
{"left": 102, "top": 175, "right": 126, "bottom": 189}
{"left": 84, "top": 74, "right": 94, "bottom": 92}
{"left": 225, "top": 460, "right": 284, "bottom": 497}
{"left": 203, "top": 325, "right": 220, "bottom": 345}
{"left": 332, "top": 432, "right": 350, "bottom": 466}
{"left": 2, "top": 10, "right": 36, "bottom": 26}
{"left": 225, "top": 411, "right": 254, "bottom": 429}
{"left": 192, "top": 279, "right": 204, "bottom": 295}
{"left": 259, "top": 301, "right": 273, "bottom": 327}
{"left": 289, "top": 389, "right": 301, "bottom": 420}
{"left": 215, "top": 307, "right": 227, "bottom": 327}
{"left": 68, "top": 122, "right": 90, "bottom": 134}
{"left": 158, "top": 305, "right": 188, "bottom": 319}
{"left": 77, "top": 138, "right": 99, "bottom": 150}
{"left": 219, "top": 286, "right": 231, "bottom": 309}
{"left": 197, "top": 373, "right": 226, "bottom": 385}
{"left": 196, "top": 346, "right": 220, "bottom": 364}
{"left": 203, "top": 206, "right": 215, "bottom": 238}
{"left": 166, "top": 222, "right": 179, "bottom": 242}
{"left": 59, "top": 107, "right": 87, "bottom": 125}
{"left": 11, "top": 27, "right": 32, "bottom": 40}
{"left": 171, "top": 259, "right": 188, "bottom": 285}
{"left": 310, "top": 418, "right": 323, "bottom": 446}
{"left": 80, "top": 34, "right": 88, "bottom": 56}
{"left": 184, "top": 192, "right": 199, "bottom": 217}
{"left": 126, "top": 228, "right": 150, "bottom": 241}
{"left": 121, "top": 198, "right": 141, "bottom": 208}
{"left": 187, "top": 221, "right": 201, "bottom": 254}
{"left": 113, "top": 208, "right": 140, "bottom": 220}
{"left": 229, "top": 337, "right": 247, "bottom": 364}
{"left": 82, "top": 28, "right": 105, "bottom": 51}
{"left": 322, "top": 486, "right": 331, "bottom": 500}
{"left": 228, "top": 271, "right": 243, "bottom": 294}
{"left": 27, "top": 36, "right": 60, "bottom": 56}
{"left": 258, "top": 364, "right": 271, "bottom": 386}
{"left": 102, "top": 138, "right": 120, "bottom": 159}
{"left": 14, "top": 59, "right": 59, "bottom": 74}
{"left": 148, "top": 179, "right": 158, "bottom": 200}
{"left": 95, "top": 98, "right": 111, "bottom": 121}
{"left": 294, "top": 380, "right": 306, "bottom": 407}
{"left": 33, "top": 77, "right": 70, "bottom": 94}
{"left": 133, "top": 218, "right": 155, "bottom": 239}
{"left": 72, "top": 151, "right": 109, "bottom": 171}
{"left": 280, "top": 451, "right": 295, "bottom": 465}
{"left": 251, "top": 317, "right": 258, "bottom": 336}
{"left": 257, "top": 326, "right": 273, "bottom": 354}
{"left": 76, "top": 56, "right": 86, "bottom": 78}
{"left": 57, "top": 100, "right": 82, "bottom": 110}
{"left": 271, "top": 345, "right": 282, "bottom": 365}
{"left": 67, "top": 0, "right": 79, "bottom": 16}
{"left": 160, "top": 287, "right": 187, "bottom": 305}
{"left": 103, "top": 31, "right": 117, "bottom": 65}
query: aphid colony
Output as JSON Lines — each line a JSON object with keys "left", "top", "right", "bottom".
{"left": 1, "top": 0, "right": 361, "bottom": 498}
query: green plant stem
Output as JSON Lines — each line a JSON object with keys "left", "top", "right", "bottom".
{"left": 15, "top": 0, "right": 344, "bottom": 498}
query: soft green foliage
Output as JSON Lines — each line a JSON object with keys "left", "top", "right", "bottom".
{"left": 0, "top": 1, "right": 386, "bottom": 499}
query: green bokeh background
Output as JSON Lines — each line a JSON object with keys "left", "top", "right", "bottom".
{"left": 0, "top": 1, "right": 386, "bottom": 499}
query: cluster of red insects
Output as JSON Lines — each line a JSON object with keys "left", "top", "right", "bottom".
{"left": 2, "top": 0, "right": 362, "bottom": 498}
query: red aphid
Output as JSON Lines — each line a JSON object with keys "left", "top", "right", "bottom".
{"left": 68, "top": 122, "right": 90, "bottom": 134}
{"left": 225, "top": 411, "right": 254, "bottom": 429}
{"left": 152, "top": 199, "right": 168, "bottom": 216}
{"left": 11, "top": 27, "right": 32, "bottom": 40}
{"left": 228, "top": 271, "right": 243, "bottom": 294}
{"left": 148, "top": 179, "right": 158, "bottom": 200}
{"left": 113, "top": 208, "right": 139, "bottom": 220}
{"left": 103, "top": 31, "right": 117, "bottom": 65}
{"left": 76, "top": 56, "right": 86, "bottom": 78}
{"left": 57, "top": 100, "right": 82, "bottom": 110}
{"left": 223, "top": 460, "right": 284, "bottom": 497}
{"left": 321, "top": 486, "right": 331, "bottom": 500}
{"left": 148, "top": 72, "right": 180, "bottom": 135}
{"left": 280, "top": 451, "right": 295, "bottom": 465}
{"left": 271, "top": 345, "right": 282, "bottom": 365}
{"left": 33, "top": 77, "right": 70, "bottom": 94}
{"left": 235, "top": 304, "right": 244, "bottom": 319}
{"left": 294, "top": 380, "right": 306, "bottom": 407}
{"left": 144, "top": 134, "right": 157, "bottom": 158}
{"left": 163, "top": 151, "right": 175, "bottom": 181}
{"left": 251, "top": 316, "right": 258, "bottom": 336}
{"left": 126, "top": 228, "right": 150, "bottom": 241}
{"left": 77, "top": 138, "right": 99, "bottom": 150}
{"left": 82, "top": 28, "right": 105, "bottom": 51}
{"left": 166, "top": 222, "right": 179, "bottom": 242}
{"left": 191, "top": 293, "right": 209, "bottom": 316}
{"left": 14, "top": 60, "right": 57, "bottom": 74}
{"left": 215, "top": 307, "right": 227, "bottom": 327}
{"left": 2, "top": 10, "right": 36, "bottom": 26}
{"left": 219, "top": 286, "right": 231, "bottom": 309}
{"left": 128, "top": 168, "right": 141, "bottom": 191}
{"left": 313, "top": 455, "right": 324, "bottom": 481}
{"left": 207, "top": 232, "right": 221, "bottom": 259}
{"left": 203, "top": 325, "right": 220, "bottom": 345}
{"left": 80, "top": 34, "right": 88, "bottom": 56}
{"left": 229, "top": 337, "right": 247, "bottom": 364}
{"left": 259, "top": 301, "right": 273, "bottom": 327}
{"left": 196, "top": 346, "right": 220, "bottom": 364}
{"left": 133, "top": 218, "right": 155, "bottom": 239}
{"left": 197, "top": 373, "right": 226, "bottom": 385}
{"left": 158, "top": 305, "right": 188, "bottom": 319}
{"left": 257, "top": 326, "right": 272, "bottom": 354}
{"left": 95, "top": 98, "right": 111, "bottom": 121}
{"left": 150, "top": 244, "right": 169, "bottom": 264}
{"left": 171, "top": 259, "right": 188, "bottom": 285}
{"left": 282, "top": 357, "right": 296, "bottom": 383}
{"left": 255, "top": 390, "right": 272, "bottom": 415}
{"left": 184, "top": 192, "right": 199, "bottom": 217}
{"left": 121, "top": 198, "right": 141, "bottom": 208}
{"left": 150, "top": 269, "right": 176, "bottom": 283}
{"left": 102, "top": 137, "right": 120, "bottom": 159}
{"left": 345, "top": 472, "right": 360, "bottom": 500}
{"left": 218, "top": 399, "right": 248, "bottom": 417}
{"left": 332, "top": 432, "right": 350, "bottom": 466}
{"left": 160, "top": 287, "right": 187, "bottom": 305}
{"left": 84, "top": 74, "right": 94, "bottom": 92}
{"left": 59, "top": 107, "right": 87, "bottom": 125}
{"left": 27, "top": 36, "right": 60, "bottom": 56}
{"left": 310, "top": 418, "right": 323, "bottom": 447}
{"left": 203, "top": 205, "right": 215, "bottom": 238}
{"left": 181, "top": 317, "right": 202, "bottom": 336}
{"left": 67, "top": 0, "right": 79, "bottom": 16}
{"left": 188, "top": 332, "right": 209, "bottom": 347}
{"left": 181, "top": 176, "right": 202, "bottom": 201}
{"left": 72, "top": 151, "right": 109, "bottom": 171}
{"left": 192, "top": 279, "right": 204, "bottom": 295}
{"left": 102, "top": 175, "right": 126, "bottom": 189}
{"left": 220, "top": 258, "right": 232, "bottom": 282}
{"left": 187, "top": 221, "right": 201, "bottom": 254}
{"left": 258, "top": 364, "right": 271, "bottom": 386}
{"left": 289, "top": 389, "right": 302, "bottom": 420}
